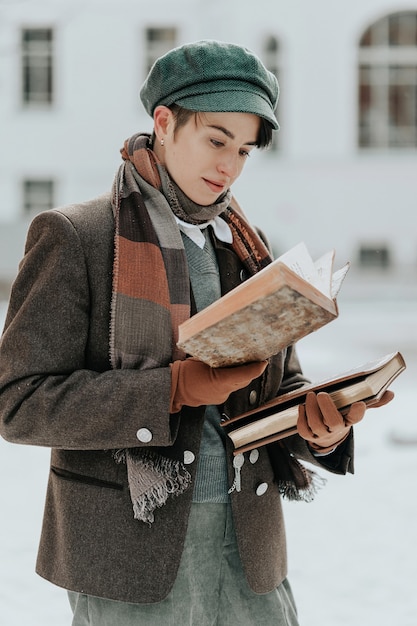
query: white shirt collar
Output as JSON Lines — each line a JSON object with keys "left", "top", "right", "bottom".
{"left": 174, "top": 215, "right": 233, "bottom": 249}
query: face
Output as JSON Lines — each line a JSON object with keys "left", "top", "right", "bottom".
{"left": 154, "top": 109, "right": 261, "bottom": 206}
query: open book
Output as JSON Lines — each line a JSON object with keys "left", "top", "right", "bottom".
{"left": 177, "top": 242, "right": 350, "bottom": 367}
{"left": 222, "top": 352, "right": 406, "bottom": 454}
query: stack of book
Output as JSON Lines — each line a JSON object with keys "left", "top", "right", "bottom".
{"left": 221, "top": 352, "right": 405, "bottom": 454}
{"left": 177, "top": 242, "right": 405, "bottom": 452}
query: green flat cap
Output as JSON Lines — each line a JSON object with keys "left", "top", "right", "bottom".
{"left": 140, "top": 40, "right": 279, "bottom": 129}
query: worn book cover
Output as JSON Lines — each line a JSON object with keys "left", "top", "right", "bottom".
{"left": 177, "top": 243, "right": 349, "bottom": 367}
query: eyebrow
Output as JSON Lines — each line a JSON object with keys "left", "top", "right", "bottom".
{"left": 207, "top": 124, "right": 258, "bottom": 146}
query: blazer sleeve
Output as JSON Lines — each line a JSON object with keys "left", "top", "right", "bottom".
{"left": 0, "top": 207, "right": 179, "bottom": 450}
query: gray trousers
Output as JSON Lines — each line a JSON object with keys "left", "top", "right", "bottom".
{"left": 68, "top": 502, "right": 299, "bottom": 626}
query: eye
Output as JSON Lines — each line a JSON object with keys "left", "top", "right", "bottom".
{"left": 210, "top": 138, "right": 224, "bottom": 148}
{"left": 239, "top": 149, "right": 251, "bottom": 158}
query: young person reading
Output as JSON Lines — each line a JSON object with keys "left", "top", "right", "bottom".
{"left": 0, "top": 40, "right": 392, "bottom": 625}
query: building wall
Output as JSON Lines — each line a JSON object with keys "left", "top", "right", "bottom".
{"left": 1, "top": 0, "right": 416, "bottom": 289}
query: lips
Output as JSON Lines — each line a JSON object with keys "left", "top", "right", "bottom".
{"left": 203, "top": 178, "right": 227, "bottom": 193}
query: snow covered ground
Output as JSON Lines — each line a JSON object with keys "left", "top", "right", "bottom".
{"left": 1, "top": 285, "right": 416, "bottom": 625}
{"left": 284, "top": 290, "right": 417, "bottom": 626}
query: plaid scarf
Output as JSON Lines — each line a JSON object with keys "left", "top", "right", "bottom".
{"left": 110, "top": 133, "right": 317, "bottom": 524}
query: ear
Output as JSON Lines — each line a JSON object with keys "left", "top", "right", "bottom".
{"left": 153, "top": 105, "right": 174, "bottom": 142}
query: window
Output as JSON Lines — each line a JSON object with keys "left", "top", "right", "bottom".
{"left": 262, "top": 35, "right": 281, "bottom": 151}
{"left": 144, "top": 27, "right": 177, "bottom": 75}
{"left": 358, "top": 12, "right": 417, "bottom": 148}
{"left": 21, "top": 28, "right": 54, "bottom": 106}
{"left": 358, "top": 243, "right": 391, "bottom": 268}
{"left": 23, "top": 180, "right": 55, "bottom": 214}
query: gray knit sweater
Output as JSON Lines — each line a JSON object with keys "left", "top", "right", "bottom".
{"left": 181, "top": 229, "right": 230, "bottom": 503}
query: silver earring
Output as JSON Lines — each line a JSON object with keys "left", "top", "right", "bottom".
{"left": 160, "top": 138, "right": 164, "bottom": 146}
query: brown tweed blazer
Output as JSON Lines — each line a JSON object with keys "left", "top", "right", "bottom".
{"left": 0, "top": 193, "right": 354, "bottom": 603}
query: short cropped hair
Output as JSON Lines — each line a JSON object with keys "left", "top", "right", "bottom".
{"left": 168, "top": 104, "right": 274, "bottom": 149}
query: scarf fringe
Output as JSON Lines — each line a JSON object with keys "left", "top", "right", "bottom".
{"left": 114, "top": 449, "right": 192, "bottom": 525}
{"left": 277, "top": 469, "right": 327, "bottom": 502}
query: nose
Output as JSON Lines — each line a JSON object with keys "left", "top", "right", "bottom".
{"left": 217, "top": 151, "right": 240, "bottom": 180}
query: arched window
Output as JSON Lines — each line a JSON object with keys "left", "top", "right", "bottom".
{"left": 358, "top": 11, "right": 417, "bottom": 148}
{"left": 262, "top": 35, "right": 281, "bottom": 151}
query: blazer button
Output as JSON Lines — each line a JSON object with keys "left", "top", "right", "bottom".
{"left": 249, "top": 390, "right": 257, "bottom": 405}
{"left": 256, "top": 482, "right": 269, "bottom": 496}
{"left": 249, "top": 449, "right": 259, "bottom": 464}
{"left": 136, "top": 428, "right": 152, "bottom": 443}
{"left": 183, "top": 450, "right": 195, "bottom": 465}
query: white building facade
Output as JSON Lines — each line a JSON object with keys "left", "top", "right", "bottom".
{"left": 1, "top": 0, "right": 417, "bottom": 290}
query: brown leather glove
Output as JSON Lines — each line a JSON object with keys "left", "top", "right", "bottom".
{"left": 170, "top": 357, "right": 267, "bottom": 413}
{"left": 297, "top": 391, "right": 366, "bottom": 453}
{"left": 297, "top": 390, "right": 394, "bottom": 453}
{"left": 366, "top": 390, "right": 395, "bottom": 408}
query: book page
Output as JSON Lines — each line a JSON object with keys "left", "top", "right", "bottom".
{"left": 331, "top": 262, "right": 350, "bottom": 299}
{"left": 314, "top": 250, "right": 335, "bottom": 296}
{"left": 276, "top": 242, "right": 332, "bottom": 297}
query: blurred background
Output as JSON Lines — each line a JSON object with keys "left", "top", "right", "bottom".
{"left": 0, "top": 0, "right": 416, "bottom": 624}
{"left": 1, "top": 0, "right": 417, "bottom": 290}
